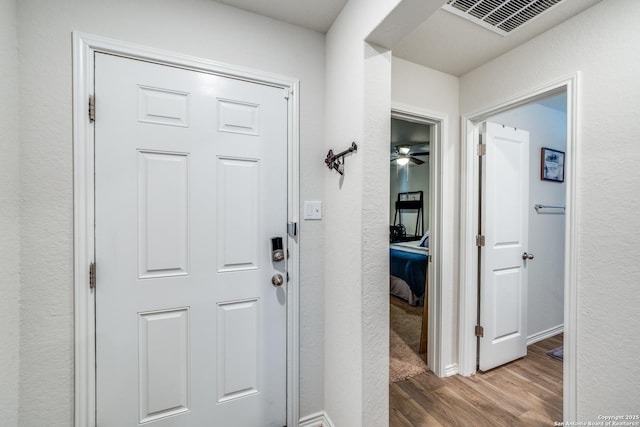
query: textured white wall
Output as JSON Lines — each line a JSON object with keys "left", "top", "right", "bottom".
{"left": 324, "top": 0, "right": 407, "bottom": 425}
{"left": 16, "top": 0, "right": 325, "bottom": 423}
{"left": 362, "top": 43, "right": 392, "bottom": 427}
{"left": 391, "top": 57, "right": 460, "bottom": 372}
{"left": 461, "top": 0, "right": 640, "bottom": 419}
{"left": 490, "top": 102, "right": 566, "bottom": 339}
{"left": 324, "top": 7, "right": 365, "bottom": 427}
{"left": 0, "top": 0, "right": 20, "bottom": 425}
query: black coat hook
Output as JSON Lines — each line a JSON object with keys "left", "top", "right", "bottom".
{"left": 325, "top": 142, "right": 357, "bottom": 175}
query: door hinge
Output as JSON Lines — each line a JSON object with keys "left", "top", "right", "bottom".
{"left": 89, "top": 262, "right": 96, "bottom": 289}
{"left": 477, "top": 143, "right": 486, "bottom": 156}
{"left": 476, "top": 234, "right": 485, "bottom": 247}
{"left": 475, "top": 325, "right": 484, "bottom": 337}
{"left": 88, "top": 95, "right": 95, "bottom": 123}
{"left": 287, "top": 221, "right": 297, "bottom": 238}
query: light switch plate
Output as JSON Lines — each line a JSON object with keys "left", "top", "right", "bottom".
{"left": 304, "top": 201, "right": 322, "bottom": 220}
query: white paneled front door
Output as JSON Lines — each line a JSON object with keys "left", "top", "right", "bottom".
{"left": 95, "top": 53, "right": 287, "bottom": 426}
{"left": 479, "top": 121, "right": 530, "bottom": 372}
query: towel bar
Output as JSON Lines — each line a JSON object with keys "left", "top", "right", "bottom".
{"left": 534, "top": 204, "right": 565, "bottom": 213}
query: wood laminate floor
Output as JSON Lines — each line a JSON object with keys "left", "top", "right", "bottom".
{"left": 390, "top": 334, "right": 563, "bottom": 427}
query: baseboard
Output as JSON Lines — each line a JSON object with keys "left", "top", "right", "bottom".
{"left": 527, "top": 324, "right": 563, "bottom": 346}
{"left": 444, "top": 363, "right": 459, "bottom": 377}
{"left": 299, "top": 411, "right": 335, "bottom": 427}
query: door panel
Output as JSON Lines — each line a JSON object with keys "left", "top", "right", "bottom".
{"left": 216, "top": 299, "right": 260, "bottom": 403}
{"left": 95, "top": 53, "right": 287, "bottom": 426}
{"left": 217, "top": 157, "right": 260, "bottom": 272}
{"left": 137, "top": 150, "right": 190, "bottom": 278}
{"left": 138, "top": 308, "right": 190, "bottom": 423}
{"left": 479, "top": 121, "right": 529, "bottom": 372}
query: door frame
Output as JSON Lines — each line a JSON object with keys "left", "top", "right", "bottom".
{"left": 458, "top": 73, "right": 579, "bottom": 419}
{"left": 391, "top": 103, "right": 454, "bottom": 377}
{"left": 72, "top": 32, "right": 300, "bottom": 427}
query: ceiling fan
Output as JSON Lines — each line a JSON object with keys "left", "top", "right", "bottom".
{"left": 391, "top": 145, "right": 429, "bottom": 166}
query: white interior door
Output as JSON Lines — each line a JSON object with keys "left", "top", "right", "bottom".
{"left": 479, "top": 121, "right": 530, "bottom": 372}
{"left": 95, "top": 53, "right": 288, "bottom": 426}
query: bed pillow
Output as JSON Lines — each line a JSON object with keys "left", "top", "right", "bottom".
{"left": 419, "top": 231, "right": 430, "bottom": 247}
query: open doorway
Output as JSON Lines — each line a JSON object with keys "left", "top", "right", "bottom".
{"left": 459, "top": 75, "right": 579, "bottom": 419}
{"left": 471, "top": 92, "right": 567, "bottom": 382}
{"left": 388, "top": 116, "right": 431, "bottom": 383}
{"left": 480, "top": 92, "right": 567, "bottom": 369}
{"left": 388, "top": 105, "right": 449, "bottom": 385}
{"left": 464, "top": 88, "right": 569, "bottom": 371}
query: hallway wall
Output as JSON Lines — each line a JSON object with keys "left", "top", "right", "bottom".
{"left": 0, "top": 0, "right": 20, "bottom": 424}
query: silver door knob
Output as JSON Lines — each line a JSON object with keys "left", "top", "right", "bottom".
{"left": 271, "top": 274, "right": 284, "bottom": 287}
{"left": 522, "top": 252, "right": 534, "bottom": 260}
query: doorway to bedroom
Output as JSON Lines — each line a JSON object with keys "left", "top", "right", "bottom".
{"left": 389, "top": 115, "right": 432, "bottom": 383}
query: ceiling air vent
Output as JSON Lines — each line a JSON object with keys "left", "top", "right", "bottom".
{"left": 443, "top": 0, "right": 564, "bottom": 36}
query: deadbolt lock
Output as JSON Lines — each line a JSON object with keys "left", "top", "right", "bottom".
{"left": 271, "top": 237, "right": 284, "bottom": 262}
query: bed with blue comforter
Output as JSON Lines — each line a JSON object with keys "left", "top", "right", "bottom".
{"left": 390, "top": 241, "right": 428, "bottom": 305}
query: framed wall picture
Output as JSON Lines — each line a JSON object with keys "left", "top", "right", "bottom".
{"left": 541, "top": 147, "right": 565, "bottom": 182}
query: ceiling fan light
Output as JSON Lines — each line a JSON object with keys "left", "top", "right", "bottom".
{"left": 398, "top": 146, "right": 410, "bottom": 155}
{"left": 396, "top": 157, "right": 410, "bottom": 166}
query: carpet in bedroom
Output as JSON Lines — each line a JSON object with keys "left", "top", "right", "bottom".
{"left": 390, "top": 296, "right": 423, "bottom": 353}
{"left": 389, "top": 296, "right": 427, "bottom": 383}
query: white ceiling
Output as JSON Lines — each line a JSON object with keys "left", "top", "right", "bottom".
{"left": 215, "top": 0, "right": 600, "bottom": 76}
{"left": 394, "top": 0, "right": 601, "bottom": 76}
{"left": 214, "top": 0, "right": 348, "bottom": 33}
